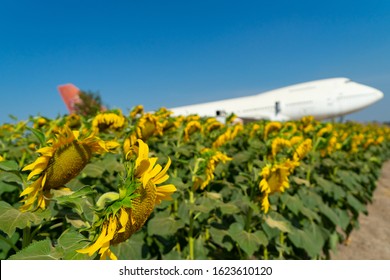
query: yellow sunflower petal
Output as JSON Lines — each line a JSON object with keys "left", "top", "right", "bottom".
{"left": 77, "top": 225, "right": 108, "bottom": 256}
{"left": 152, "top": 157, "right": 171, "bottom": 184}
{"left": 36, "top": 147, "right": 54, "bottom": 156}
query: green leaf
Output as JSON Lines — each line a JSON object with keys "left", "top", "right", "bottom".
{"left": 53, "top": 186, "right": 96, "bottom": 217}
{"left": 280, "top": 193, "right": 304, "bottom": 215}
{"left": 347, "top": 194, "right": 366, "bottom": 213}
{"left": 54, "top": 186, "right": 95, "bottom": 202}
{"left": 82, "top": 163, "right": 105, "bottom": 177}
{"left": 0, "top": 201, "right": 50, "bottom": 237}
{"left": 318, "top": 202, "right": 339, "bottom": 226}
{"left": 218, "top": 202, "right": 240, "bottom": 215}
{"left": 27, "top": 127, "right": 46, "bottom": 146}
{"left": 0, "top": 171, "right": 22, "bottom": 183}
{"left": 228, "top": 222, "right": 268, "bottom": 256}
{"left": 8, "top": 239, "right": 62, "bottom": 260}
{"left": 194, "top": 236, "right": 209, "bottom": 259}
{"left": 102, "top": 154, "right": 125, "bottom": 174}
{"left": 0, "top": 160, "right": 19, "bottom": 171}
{"left": 147, "top": 215, "right": 185, "bottom": 236}
{"left": 57, "top": 229, "right": 90, "bottom": 260}
{"left": 0, "top": 232, "right": 19, "bottom": 259}
{"left": 264, "top": 212, "right": 292, "bottom": 233}
{"left": 334, "top": 208, "right": 350, "bottom": 231}
{"left": 112, "top": 232, "right": 146, "bottom": 260}
{"left": 0, "top": 181, "right": 19, "bottom": 195}
{"left": 288, "top": 224, "right": 325, "bottom": 258}
{"left": 314, "top": 174, "right": 345, "bottom": 201}
{"left": 209, "top": 226, "right": 233, "bottom": 251}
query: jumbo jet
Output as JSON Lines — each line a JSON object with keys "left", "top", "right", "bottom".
{"left": 170, "top": 78, "right": 384, "bottom": 121}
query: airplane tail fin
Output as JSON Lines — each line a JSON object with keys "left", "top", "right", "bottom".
{"left": 58, "top": 84, "right": 81, "bottom": 114}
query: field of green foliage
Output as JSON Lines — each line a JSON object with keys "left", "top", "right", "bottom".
{"left": 1, "top": 107, "right": 389, "bottom": 260}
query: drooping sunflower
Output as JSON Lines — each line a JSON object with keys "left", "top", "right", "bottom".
{"left": 293, "top": 138, "right": 312, "bottom": 161}
{"left": 129, "top": 105, "right": 144, "bottom": 119}
{"left": 205, "top": 118, "right": 224, "bottom": 133}
{"left": 250, "top": 123, "right": 262, "bottom": 138}
{"left": 92, "top": 110, "right": 126, "bottom": 132}
{"left": 77, "top": 139, "right": 176, "bottom": 259}
{"left": 212, "top": 127, "right": 232, "bottom": 148}
{"left": 193, "top": 148, "right": 231, "bottom": 191}
{"left": 259, "top": 160, "right": 294, "bottom": 213}
{"left": 20, "top": 126, "right": 118, "bottom": 212}
{"left": 136, "top": 113, "right": 163, "bottom": 141}
{"left": 184, "top": 120, "right": 202, "bottom": 142}
{"left": 271, "top": 137, "right": 291, "bottom": 158}
{"left": 264, "top": 121, "right": 282, "bottom": 140}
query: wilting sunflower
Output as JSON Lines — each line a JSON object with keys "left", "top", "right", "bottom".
{"left": 184, "top": 120, "right": 202, "bottom": 142}
{"left": 136, "top": 113, "right": 163, "bottom": 141}
{"left": 20, "top": 126, "right": 118, "bottom": 212}
{"left": 293, "top": 138, "right": 312, "bottom": 161}
{"left": 193, "top": 148, "right": 231, "bottom": 191}
{"left": 259, "top": 160, "right": 294, "bottom": 213}
{"left": 205, "top": 118, "right": 224, "bottom": 133}
{"left": 271, "top": 137, "right": 291, "bottom": 158}
{"left": 264, "top": 121, "right": 282, "bottom": 140}
{"left": 250, "top": 123, "right": 262, "bottom": 138}
{"left": 92, "top": 110, "right": 126, "bottom": 132}
{"left": 129, "top": 105, "right": 144, "bottom": 119}
{"left": 77, "top": 139, "right": 176, "bottom": 259}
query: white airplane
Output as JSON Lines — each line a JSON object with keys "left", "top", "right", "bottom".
{"left": 170, "top": 78, "right": 384, "bottom": 121}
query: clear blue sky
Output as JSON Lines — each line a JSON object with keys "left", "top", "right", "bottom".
{"left": 1, "top": 0, "right": 389, "bottom": 124}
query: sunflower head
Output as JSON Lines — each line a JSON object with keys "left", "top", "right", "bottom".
{"left": 20, "top": 126, "right": 115, "bottom": 212}
{"left": 129, "top": 105, "right": 144, "bottom": 119}
{"left": 136, "top": 113, "right": 163, "bottom": 141}
{"left": 192, "top": 148, "right": 231, "bottom": 191}
{"left": 92, "top": 110, "right": 126, "bottom": 132}
{"left": 264, "top": 122, "right": 282, "bottom": 139}
{"left": 271, "top": 137, "right": 292, "bottom": 159}
{"left": 184, "top": 120, "right": 202, "bottom": 142}
{"left": 212, "top": 127, "right": 232, "bottom": 148}
{"left": 77, "top": 139, "right": 176, "bottom": 259}
{"left": 259, "top": 161, "right": 292, "bottom": 213}
{"left": 293, "top": 138, "right": 312, "bottom": 161}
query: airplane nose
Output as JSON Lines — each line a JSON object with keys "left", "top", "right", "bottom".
{"left": 375, "top": 89, "right": 384, "bottom": 100}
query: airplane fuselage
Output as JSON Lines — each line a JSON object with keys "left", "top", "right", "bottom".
{"left": 170, "top": 78, "right": 384, "bottom": 121}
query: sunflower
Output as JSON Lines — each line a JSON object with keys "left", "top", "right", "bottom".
{"left": 20, "top": 126, "right": 117, "bottom": 212}
{"left": 259, "top": 160, "right": 293, "bottom": 213}
{"left": 250, "top": 123, "right": 262, "bottom": 138}
{"left": 184, "top": 120, "right": 202, "bottom": 142}
{"left": 264, "top": 121, "right": 282, "bottom": 139}
{"left": 230, "top": 123, "right": 243, "bottom": 139}
{"left": 129, "top": 105, "right": 144, "bottom": 119}
{"left": 271, "top": 137, "right": 291, "bottom": 158}
{"left": 77, "top": 139, "right": 176, "bottom": 259}
{"left": 293, "top": 138, "right": 312, "bottom": 161}
{"left": 193, "top": 149, "right": 231, "bottom": 190}
{"left": 317, "top": 124, "right": 333, "bottom": 138}
{"left": 205, "top": 118, "right": 224, "bottom": 133}
{"left": 136, "top": 113, "right": 163, "bottom": 141}
{"left": 0, "top": 155, "right": 4, "bottom": 161}
{"left": 92, "top": 110, "right": 126, "bottom": 132}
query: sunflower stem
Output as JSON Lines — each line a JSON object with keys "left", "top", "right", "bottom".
{"left": 244, "top": 182, "right": 256, "bottom": 232}
{"left": 188, "top": 189, "right": 195, "bottom": 260}
{"left": 22, "top": 227, "right": 31, "bottom": 249}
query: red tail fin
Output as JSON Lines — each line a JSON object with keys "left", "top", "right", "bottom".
{"left": 58, "top": 84, "right": 81, "bottom": 114}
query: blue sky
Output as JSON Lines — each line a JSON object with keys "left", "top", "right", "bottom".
{"left": 1, "top": 0, "right": 389, "bottom": 124}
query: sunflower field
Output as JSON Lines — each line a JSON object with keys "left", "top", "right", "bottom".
{"left": 1, "top": 107, "right": 389, "bottom": 260}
